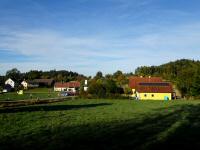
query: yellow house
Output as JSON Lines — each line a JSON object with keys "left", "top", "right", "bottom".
{"left": 129, "top": 77, "right": 173, "bottom": 100}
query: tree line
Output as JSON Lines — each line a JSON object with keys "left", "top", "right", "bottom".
{"left": 0, "top": 68, "right": 86, "bottom": 88}
{"left": 0, "top": 68, "right": 133, "bottom": 98}
{"left": 1, "top": 59, "right": 200, "bottom": 98}
{"left": 80, "top": 71, "right": 132, "bottom": 98}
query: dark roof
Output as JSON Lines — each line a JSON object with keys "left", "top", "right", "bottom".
{"left": 33, "top": 79, "right": 54, "bottom": 86}
{"left": 54, "top": 81, "right": 80, "bottom": 88}
{"left": 27, "top": 81, "right": 39, "bottom": 85}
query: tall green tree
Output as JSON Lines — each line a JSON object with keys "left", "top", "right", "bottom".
{"left": 190, "top": 69, "right": 200, "bottom": 96}
{"left": 6, "top": 68, "right": 22, "bottom": 84}
{"left": 94, "top": 71, "right": 103, "bottom": 80}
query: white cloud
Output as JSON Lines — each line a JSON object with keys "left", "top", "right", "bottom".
{"left": 1, "top": 22, "right": 200, "bottom": 75}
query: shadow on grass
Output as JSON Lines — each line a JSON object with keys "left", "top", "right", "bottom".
{"left": 0, "top": 103, "right": 112, "bottom": 113}
{"left": 1, "top": 104, "right": 200, "bottom": 150}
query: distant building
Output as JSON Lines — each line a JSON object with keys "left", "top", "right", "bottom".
{"left": 54, "top": 81, "right": 80, "bottom": 93}
{"left": 129, "top": 76, "right": 173, "bottom": 100}
{"left": 21, "top": 81, "right": 28, "bottom": 89}
{"left": 32, "top": 79, "right": 55, "bottom": 87}
{"left": 27, "top": 81, "right": 39, "bottom": 88}
{"left": 5, "top": 78, "right": 15, "bottom": 88}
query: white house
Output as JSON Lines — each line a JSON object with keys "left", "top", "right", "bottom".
{"left": 21, "top": 81, "right": 28, "bottom": 89}
{"left": 54, "top": 81, "right": 80, "bottom": 92}
{"left": 5, "top": 78, "right": 15, "bottom": 88}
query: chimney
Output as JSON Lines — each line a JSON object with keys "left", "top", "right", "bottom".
{"left": 85, "top": 80, "right": 88, "bottom": 85}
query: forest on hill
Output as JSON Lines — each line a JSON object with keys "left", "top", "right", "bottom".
{"left": 0, "top": 69, "right": 86, "bottom": 88}
{"left": 135, "top": 59, "right": 200, "bottom": 97}
{"left": 1, "top": 59, "right": 200, "bottom": 98}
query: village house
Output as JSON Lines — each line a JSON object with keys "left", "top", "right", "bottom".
{"left": 4, "top": 78, "right": 15, "bottom": 92}
{"left": 54, "top": 81, "right": 80, "bottom": 93}
{"left": 5, "top": 78, "right": 15, "bottom": 88}
{"left": 21, "top": 80, "right": 28, "bottom": 89}
{"left": 129, "top": 76, "right": 174, "bottom": 100}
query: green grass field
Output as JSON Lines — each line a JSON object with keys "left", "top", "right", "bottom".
{"left": 0, "top": 88, "right": 58, "bottom": 101}
{"left": 25, "top": 88, "right": 54, "bottom": 93}
{"left": 1, "top": 99, "right": 200, "bottom": 150}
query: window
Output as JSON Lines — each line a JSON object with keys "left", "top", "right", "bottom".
{"left": 144, "top": 94, "right": 147, "bottom": 97}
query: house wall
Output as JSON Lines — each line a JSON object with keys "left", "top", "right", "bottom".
{"left": 21, "top": 81, "right": 28, "bottom": 89}
{"left": 138, "top": 93, "right": 172, "bottom": 100}
{"left": 54, "top": 87, "right": 67, "bottom": 91}
{"left": 131, "top": 89, "right": 137, "bottom": 97}
{"left": 5, "top": 79, "right": 15, "bottom": 88}
{"left": 67, "top": 88, "right": 76, "bottom": 92}
{"left": 54, "top": 87, "right": 77, "bottom": 92}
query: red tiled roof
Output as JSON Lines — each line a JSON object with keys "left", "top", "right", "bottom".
{"left": 129, "top": 76, "right": 162, "bottom": 89}
{"left": 129, "top": 76, "right": 173, "bottom": 93}
{"left": 136, "top": 83, "right": 173, "bottom": 93}
{"left": 54, "top": 81, "right": 80, "bottom": 88}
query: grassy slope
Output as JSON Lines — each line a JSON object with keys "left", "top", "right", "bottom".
{"left": 25, "top": 88, "right": 54, "bottom": 93}
{"left": 0, "top": 88, "right": 58, "bottom": 101}
{"left": 0, "top": 99, "right": 200, "bottom": 150}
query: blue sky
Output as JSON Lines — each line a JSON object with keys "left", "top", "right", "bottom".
{"left": 0, "top": 0, "right": 200, "bottom": 75}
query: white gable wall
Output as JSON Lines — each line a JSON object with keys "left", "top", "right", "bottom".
{"left": 21, "top": 81, "right": 28, "bottom": 89}
{"left": 5, "top": 78, "right": 15, "bottom": 88}
{"left": 54, "top": 87, "right": 76, "bottom": 92}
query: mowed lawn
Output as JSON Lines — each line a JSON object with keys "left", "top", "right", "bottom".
{"left": 1, "top": 99, "right": 200, "bottom": 150}
{"left": 0, "top": 88, "right": 58, "bottom": 101}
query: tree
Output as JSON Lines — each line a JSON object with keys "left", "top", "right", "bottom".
{"left": 25, "top": 70, "right": 42, "bottom": 80}
{"left": 94, "top": 71, "right": 103, "bottom": 80}
{"left": 6, "top": 68, "right": 21, "bottom": 84}
{"left": 190, "top": 69, "right": 200, "bottom": 96}
{"left": 113, "top": 70, "right": 123, "bottom": 78}
{"left": 88, "top": 80, "right": 106, "bottom": 98}
{"left": 0, "top": 85, "right": 3, "bottom": 92}
{"left": 104, "top": 79, "right": 118, "bottom": 94}
{"left": 113, "top": 70, "right": 127, "bottom": 87}
{"left": 124, "top": 86, "right": 132, "bottom": 95}
{"left": 0, "top": 76, "right": 5, "bottom": 87}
